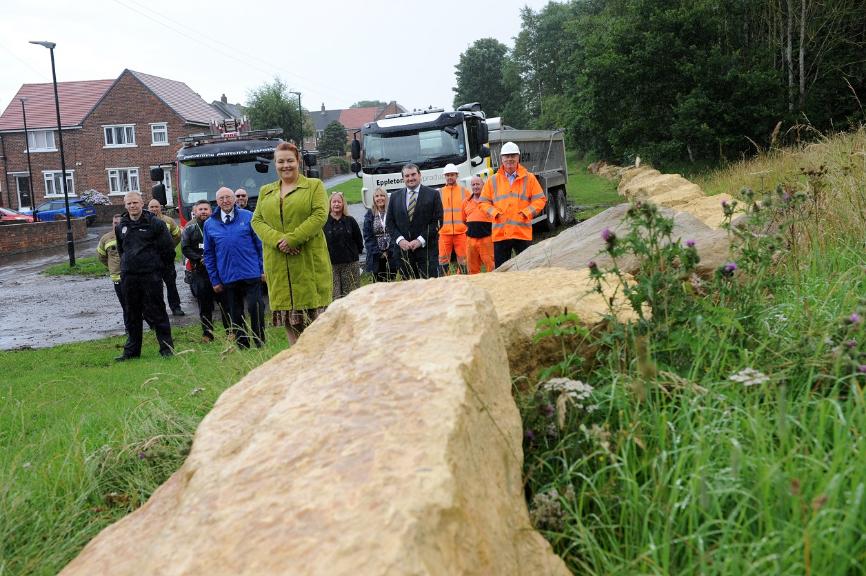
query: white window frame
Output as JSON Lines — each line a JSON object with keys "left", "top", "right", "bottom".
{"left": 150, "top": 122, "right": 168, "bottom": 146}
{"left": 43, "top": 170, "right": 75, "bottom": 197}
{"left": 103, "top": 124, "right": 136, "bottom": 148}
{"left": 150, "top": 165, "right": 174, "bottom": 205}
{"left": 107, "top": 167, "right": 141, "bottom": 195}
{"left": 26, "top": 130, "right": 57, "bottom": 152}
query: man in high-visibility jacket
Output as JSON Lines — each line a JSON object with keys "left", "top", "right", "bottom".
{"left": 438, "top": 163, "right": 469, "bottom": 275}
{"left": 462, "top": 175, "right": 495, "bottom": 274}
{"left": 478, "top": 141, "right": 546, "bottom": 268}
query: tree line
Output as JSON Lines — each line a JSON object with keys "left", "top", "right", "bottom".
{"left": 453, "top": 0, "right": 866, "bottom": 165}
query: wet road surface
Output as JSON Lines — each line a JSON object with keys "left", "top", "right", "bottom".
{"left": 0, "top": 225, "right": 196, "bottom": 351}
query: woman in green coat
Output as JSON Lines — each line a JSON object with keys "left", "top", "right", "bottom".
{"left": 252, "top": 141, "right": 332, "bottom": 344}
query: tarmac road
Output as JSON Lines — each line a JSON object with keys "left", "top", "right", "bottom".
{"left": 0, "top": 225, "right": 197, "bottom": 351}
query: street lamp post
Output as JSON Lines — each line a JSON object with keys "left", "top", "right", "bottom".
{"left": 30, "top": 40, "right": 75, "bottom": 266}
{"left": 20, "top": 98, "right": 35, "bottom": 211}
{"left": 289, "top": 90, "right": 303, "bottom": 166}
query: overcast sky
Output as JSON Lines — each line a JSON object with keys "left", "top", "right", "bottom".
{"left": 1, "top": 0, "right": 550, "bottom": 116}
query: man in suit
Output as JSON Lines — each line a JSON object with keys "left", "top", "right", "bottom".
{"left": 387, "top": 163, "right": 444, "bottom": 279}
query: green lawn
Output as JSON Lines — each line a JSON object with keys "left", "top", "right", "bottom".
{"left": 0, "top": 326, "right": 286, "bottom": 575}
{"left": 564, "top": 150, "right": 621, "bottom": 219}
{"left": 42, "top": 256, "right": 106, "bottom": 278}
{"left": 327, "top": 176, "right": 362, "bottom": 204}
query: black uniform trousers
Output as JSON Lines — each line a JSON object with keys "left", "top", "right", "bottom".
{"left": 223, "top": 278, "right": 265, "bottom": 349}
{"left": 396, "top": 247, "right": 439, "bottom": 280}
{"left": 162, "top": 264, "right": 182, "bottom": 311}
{"left": 189, "top": 271, "right": 217, "bottom": 338}
{"left": 122, "top": 271, "right": 173, "bottom": 357}
{"left": 493, "top": 239, "right": 532, "bottom": 269}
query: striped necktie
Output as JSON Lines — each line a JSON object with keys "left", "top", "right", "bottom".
{"left": 407, "top": 189, "right": 417, "bottom": 221}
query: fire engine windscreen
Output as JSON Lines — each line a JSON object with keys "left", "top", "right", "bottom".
{"left": 178, "top": 159, "right": 276, "bottom": 209}
{"left": 362, "top": 125, "right": 467, "bottom": 174}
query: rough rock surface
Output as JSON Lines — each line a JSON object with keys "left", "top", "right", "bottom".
{"left": 61, "top": 280, "right": 571, "bottom": 576}
{"left": 462, "top": 269, "right": 635, "bottom": 380}
{"left": 498, "top": 204, "right": 730, "bottom": 277}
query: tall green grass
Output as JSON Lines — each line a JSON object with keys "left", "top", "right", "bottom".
{"left": 0, "top": 327, "right": 285, "bottom": 575}
{"left": 521, "top": 128, "right": 866, "bottom": 574}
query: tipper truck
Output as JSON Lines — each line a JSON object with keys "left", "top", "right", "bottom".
{"left": 351, "top": 102, "right": 570, "bottom": 230}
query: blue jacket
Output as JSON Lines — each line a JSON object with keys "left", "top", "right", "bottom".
{"left": 203, "top": 208, "right": 263, "bottom": 286}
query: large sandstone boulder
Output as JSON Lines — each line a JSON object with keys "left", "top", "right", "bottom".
{"left": 62, "top": 279, "right": 571, "bottom": 576}
{"left": 497, "top": 204, "right": 730, "bottom": 277}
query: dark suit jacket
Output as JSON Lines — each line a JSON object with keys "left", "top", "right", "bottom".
{"left": 387, "top": 185, "right": 443, "bottom": 250}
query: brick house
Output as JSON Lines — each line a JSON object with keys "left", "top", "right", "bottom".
{"left": 0, "top": 69, "right": 223, "bottom": 211}
{"left": 310, "top": 101, "right": 406, "bottom": 153}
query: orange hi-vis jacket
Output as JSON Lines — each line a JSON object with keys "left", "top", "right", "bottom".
{"left": 439, "top": 184, "right": 469, "bottom": 235}
{"left": 478, "top": 165, "right": 546, "bottom": 242}
{"left": 462, "top": 194, "right": 493, "bottom": 238}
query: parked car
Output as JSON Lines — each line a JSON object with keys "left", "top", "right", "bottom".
{"left": 25, "top": 200, "right": 97, "bottom": 225}
{"left": 0, "top": 207, "right": 35, "bottom": 224}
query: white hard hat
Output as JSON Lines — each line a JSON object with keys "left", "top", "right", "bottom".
{"left": 501, "top": 141, "right": 520, "bottom": 155}
{"left": 442, "top": 163, "right": 459, "bottom": 175}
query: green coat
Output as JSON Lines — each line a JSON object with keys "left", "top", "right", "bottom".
{"left": 252, "top": 176, "right": 333, "bottom": 311}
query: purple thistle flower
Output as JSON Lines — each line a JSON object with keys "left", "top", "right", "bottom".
{"left": 858, "top": 365, "right": 866, "bottom": 374}
{"left": 524, "top": 429, "right": 536, "bottom": 442}
{"left": 588, "top": 260, "right": 598, "bottom": 270}
{"left": 601, "top": 228, "right": 614, "bottom": 242}
{"left": 724, "top": 262, "right": 737, "bottom": 274}
{"left": 721, "top": 200, "right": 729, "bottom": 209}
{"left": 542, "top": 403, "right": 556, "bottom": 417}
{"left": 686, "top": 239, "right": 696, "bottom": 248}
{"left": 846, "top": 339, "right": 857, "bottom": 349}
{"left": 849, "top": 313, "right": 862, "bottom": 325}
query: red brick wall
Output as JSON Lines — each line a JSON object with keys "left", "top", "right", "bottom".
{"left": 1, "top": 70, "right": 211, "bottom": 210}
{"left": 0, "top": 218, "right": 87, "bottom": 255}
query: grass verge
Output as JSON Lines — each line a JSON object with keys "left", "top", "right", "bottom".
{"left": 0, "top": 326, "right": 286, "bottom": 575}
{"left": 42, "top": 256, "right": 106, "bottom": 278}
{"left": 328, "top": 176, "right": 362, "bottom": 204}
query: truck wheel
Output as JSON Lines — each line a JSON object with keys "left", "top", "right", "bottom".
{"left": 541, "top": 189, "right": 557, "bottom": 232}
{"left": 556, "top": 188, "right": 569, "bottom": 225}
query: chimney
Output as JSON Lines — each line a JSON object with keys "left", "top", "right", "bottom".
{"left": 221, "top": 94, "right": 227, "bottom": 104}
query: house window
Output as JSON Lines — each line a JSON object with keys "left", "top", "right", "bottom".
{"left": 107, "top": 168, "right": 140, "bottom": 195}
{"left": 103, "top": 124, "right": 136, "bottom": 147}
{"left": 27, "top": 130, "right": 56, "bottom": 151}
{"left": 43, "top": 170, "right": 75, "bottom": 197}
{"left": 151, "top": 123, "right": 168, "bottom": 146}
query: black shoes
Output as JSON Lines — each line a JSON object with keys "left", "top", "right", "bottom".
{"left": 115, "top": 354, "right": 139, "bottom": 362}
{"left": 171, "top": 308, "right": 186, "bottom": 316}
{"left": 160, "top": 350, "right": 174, "bottom": 358}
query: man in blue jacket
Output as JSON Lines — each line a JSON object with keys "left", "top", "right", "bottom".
{"left": 203, "top": 187, "right": 265, "bottom": 348}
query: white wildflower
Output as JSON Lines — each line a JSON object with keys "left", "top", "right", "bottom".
{"left": 543, "top": 377, "right": 593, "bottom": 401}
{"left": 728, "top": 367, "right": 770, "bottom": 387}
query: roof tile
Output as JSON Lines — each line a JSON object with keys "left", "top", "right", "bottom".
{"left": 130, "top": 70, "right": 223, "bottom": 126}
{"left": 0, "top": 80, "right": 114, "bottom": 132}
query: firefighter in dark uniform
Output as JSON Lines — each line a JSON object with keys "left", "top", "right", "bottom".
{"left": 115, "top": 191, "right": 175, "bottom": 360}
{"left": 181, "top": 199, "right": 220, "bottom": 342}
